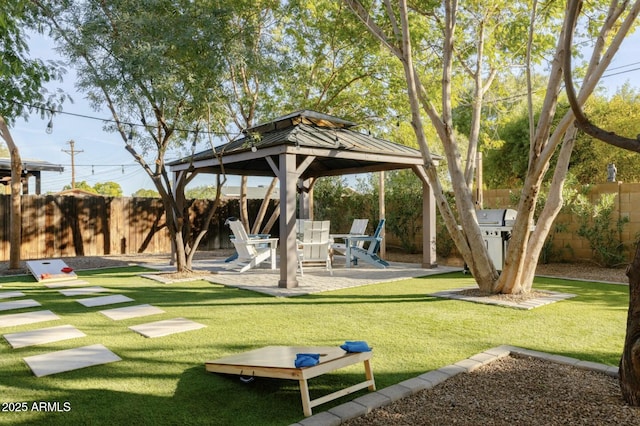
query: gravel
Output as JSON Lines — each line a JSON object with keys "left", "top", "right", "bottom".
{"left": 343, "top": 355, "right": 640, "bottom": 426}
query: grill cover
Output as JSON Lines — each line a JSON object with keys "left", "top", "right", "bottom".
{"left": 477, "top": 209, "right": 517, "bottom": 227}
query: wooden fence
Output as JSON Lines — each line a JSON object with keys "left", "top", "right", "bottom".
{"left": 0, "top": 195, "right": 276, "bottom": 261}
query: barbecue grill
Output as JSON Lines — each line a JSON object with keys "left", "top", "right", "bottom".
{"left": 476, "top": 209, "right": 517, "bottom": 271}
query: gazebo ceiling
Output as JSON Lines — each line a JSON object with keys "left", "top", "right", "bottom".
{"left": 169, "top": 110, "right": 438, "bottom": 180}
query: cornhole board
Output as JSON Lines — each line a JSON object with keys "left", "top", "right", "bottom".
{"left": 23, "top": 344, "right": 121, "bottom": 377}
{"left": 205, "top": 345, "right": 375, "bottom": 417}
{"left": 26, "top": 259, "right": 78, "bottom": 283}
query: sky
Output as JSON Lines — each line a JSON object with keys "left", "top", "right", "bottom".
{"left": 5, "top": 30, "right": 640, "bottom": 196}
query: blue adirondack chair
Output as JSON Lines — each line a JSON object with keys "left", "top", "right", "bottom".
{"left": 345, "top": 219, "right": 389, "bottom": 269}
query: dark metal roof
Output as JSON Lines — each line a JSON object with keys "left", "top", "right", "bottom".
{"left": 169, "top": 110, "right": 436, "bottom": 179}
{"left": 0, "top": 158, "right": 64, "bottom": 173}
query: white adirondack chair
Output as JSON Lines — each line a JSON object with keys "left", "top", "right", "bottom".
{"left": 297, "top": 220, "right": 332, "bottom": 276}
{"left": 345, "top": 219, "right": 389, "bottom": 269}
{"left": 330, "top": 219, "right": 369, "bottom": 256}
{"left": 226, "top": 220, "right": 278, "bottom": 272}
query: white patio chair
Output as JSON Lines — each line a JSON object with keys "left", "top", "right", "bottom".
{"left": 225, "top": 220, "right": 278, "bottom": 273}
{"left": 297, "top": 220, "right": 333, "bottom": 276}
{"left": 346, "top": 219, "right": 389, "bottom": 269}
{"left": 330, "top": 219, "right": 369, "bottom": 256}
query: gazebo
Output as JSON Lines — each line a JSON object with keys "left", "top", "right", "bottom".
{"left": 0, "top": 158, "right": 64, "bottom": 195}
{"left": 169, "top": 110, "right": 440, "bottom": 288}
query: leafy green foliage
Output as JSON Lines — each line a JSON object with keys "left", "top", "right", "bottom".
{"left": 131, "top": 188, "right": 160, "bottom": 198}
{"left": 572, "top": 192, "right": 629, "bottom": 267}
{"left": 384, "top": 170, "right": 423, "bottom": 253}
{"left": 93, "top": 181, "right": 122, "bottom": 197}
{"left": 0, "top": 0, "right": 66, "bottom": 123}
{"left": 62, "top": 180, "right": 122, "bottom": 196}
{"left": 185, "top": 185, "right": 218, "bottom": 200}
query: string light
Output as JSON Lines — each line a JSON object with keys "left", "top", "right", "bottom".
{"left": 46, "top": 116, "right": 54, "bottom": 134}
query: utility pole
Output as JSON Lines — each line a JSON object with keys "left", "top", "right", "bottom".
{"left": 62, "top": 139, "right": 83, "bottom": 189}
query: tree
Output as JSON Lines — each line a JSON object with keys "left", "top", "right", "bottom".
{"left": 0, "top": 0, "right": 65, "bottom": 269}
{"left": 94, "top": 181, "right": 122, "bottom": 197}
{"left": 132, "top": 188, "right": 160, "bottom": 198}
{"left": 62, "top": 180, "right": 98, "bottom": 193}
{"left": 345, "top": 0, "right": 639, "bottom": 295}
{"left": 0, "top": 142, "right": 9, "bottom": 157}
{"left": 485, "top": 87, "right": 640, "bottom": 187}
{"left": 34, "top": 0, "right": 244, "bottom": 272}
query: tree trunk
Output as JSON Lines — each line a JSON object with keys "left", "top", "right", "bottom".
{"left": 0, "top": 116, "right": 22, "bottom": 270}
{"left": 620, "top": 242, "right": 640, "bottom": 405}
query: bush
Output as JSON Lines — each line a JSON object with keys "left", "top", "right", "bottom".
{"left": 572, "top": 192, "right": 629, "bottom": 267}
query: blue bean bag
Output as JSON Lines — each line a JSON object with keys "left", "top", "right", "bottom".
{"left": 295, "top": 353, "right": 320, "bottom": 368}
{"left": 340, "top": 341, "right": 372, "bottom": 353}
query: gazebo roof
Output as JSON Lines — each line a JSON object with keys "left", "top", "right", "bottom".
{"left": 169, "top": 110, "right": 436, "bottom": 179}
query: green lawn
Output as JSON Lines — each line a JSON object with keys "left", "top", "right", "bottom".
{"left": 0, "top": 268, "right": 628, "bottom": 425}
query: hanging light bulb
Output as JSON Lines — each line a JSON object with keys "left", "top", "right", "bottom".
{"left": 46, "top": 116, "right": 54, "bottom": 134}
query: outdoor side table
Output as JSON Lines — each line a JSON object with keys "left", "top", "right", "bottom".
{"left": 205, "top": 345, "right": 376, "bottom": 417}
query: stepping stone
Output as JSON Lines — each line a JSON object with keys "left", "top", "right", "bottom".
{"left": 23, "top": 344, "right": 122, "bottom": 377}
{"left": 129, "top": 317, "right": 206, "bottom": 338}
{"left": 0, "top": 299, "right": 41, "bottom": 312}
{"left": 3, "top": 324, "right": 85, "bottom": 349}
{"left": 76, "top": 295, "right": 134, "bottom": 307}
{"left": 0, "top": 310, "right": 60, "bottom": 328}
{"left": 99, "top": 304, "right": 165, "bottom": 321}
{"left": 59, "top": 287, "right": 110, "bottom": 297}
{"left": 26, "top": 259, "right": 78, "bottom": 282}
{"left": 44, "top": 280, "right": 91, "bottom": 289}
{"left": 0, "top": 291, "right": 26, "bottom": 300}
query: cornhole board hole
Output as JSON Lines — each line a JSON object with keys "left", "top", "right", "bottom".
{"left": 99, "top": 304, "right": 165, "bottom": 321}
{"left": 0, "top": 310, "right": 60, "bottom": 328}
{"left": 26, "top": 259, "right": 78, "bottom": 283}
{"left": 3, "top": 324, "right": 85, "bottom": 349}
{"left": 129, "top": 318, "right": 205, "bottom": 338}
{"left": 205, "top": 346, "right": 376, "bottom": 417}
{"left": 23, "top": 344, "right": 122, "bottom": 377}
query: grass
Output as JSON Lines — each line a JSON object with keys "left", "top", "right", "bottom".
{"left": 0, "top": 268, "right": 629, "bottom": 425}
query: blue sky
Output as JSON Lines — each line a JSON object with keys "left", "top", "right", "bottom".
{"left": 6, "top": 30, "right": 640, "bottom": 196}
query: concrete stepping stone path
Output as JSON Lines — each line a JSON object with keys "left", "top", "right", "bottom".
{"left": 3, "top": 324, "right": 85, "bottom": 349}
{"left": 99, "top": 304, "right": 165, "bottom": 321}
{"left": 0, "top": 291, "right": 26, "bottom": 300}
{"left": 44, "top": 279, "right": 91, "bottom": 289}
{"left": 129, "top": 317, "right": 206, "bottom": 338}
{"left": 23, "top": 344, "right": 122, "bottom": 377}
{"left": 0, "top": 299, "right": 41, "bottom": 312}
{"left": 59, "top": 287, "right": 110, "bottom": 297}
{"left": 0, "top": 310, "right": 60, "bottom": 328}
{"left": 76, "top": 295, "right": 133, "bottom": 307}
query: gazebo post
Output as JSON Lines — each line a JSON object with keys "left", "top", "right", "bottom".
{"left": 278, "top": 152, "right": 299, "bottom": 288}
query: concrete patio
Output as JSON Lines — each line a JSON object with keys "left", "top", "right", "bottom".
{"left": 138, "top": 257, "right": 461, "bottom": 297}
